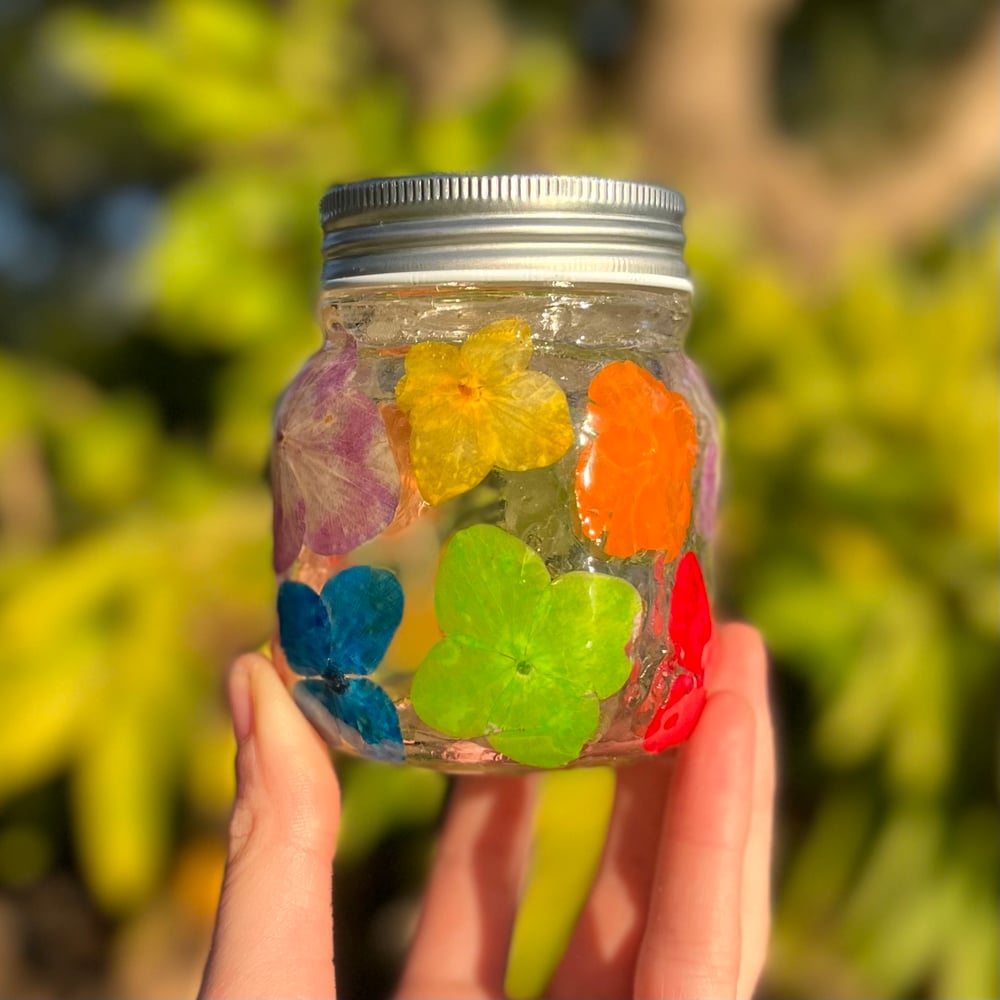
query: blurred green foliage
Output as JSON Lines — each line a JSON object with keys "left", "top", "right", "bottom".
{"left": 0, "top": 0, "right": 996, "bottom": 997}
{"left": 691, "top": 231, "right": 998, "bottom": 997}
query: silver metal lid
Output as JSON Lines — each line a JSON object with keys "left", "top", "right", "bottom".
{"left": 319, "top": 174, "right": 691, "bottom": 292}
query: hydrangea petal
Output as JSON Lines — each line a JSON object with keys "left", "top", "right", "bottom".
{"left": 410, "top": 639, "right": 515, "bottom": 737}
{"left": 640, "top": 551, "right": 713, "bottom": 753}
{"left": 272, "top": 486, "right": 307, "bottom": 579}
{"left": 277, "top": 580, "right": 335, "bottom": 677}
{"left": 575, "top": 360, "right": 698, "bottom": 559}
{"left": 272, "top": 340, "right": 400, "bottom": 572}
{"left": 459, "top": 318, "right": 533, "bottom": 380}
{"left": 379, "top": 403, "right": 426, "bottom": 531}
{"left": 490, "top": 371, "right": 575, "bottom": 471}
{"left": 395, "top": 341, "right": 462, "bottom": 412}
{"left": 405, "top": 394, "right": 495, "bottom": 505}
{"left": 295, "top": 677, "right": 404, "bottom": 763}
{"left": 696, "top": 439, "right": 720, "bottom": 538}
{"left": 680, "top": 354, "right": 721, "bottom": 539}
{"left": 642, "top": 674, "right": 706, "bottom": 752}
{"left": 322, "top": 566, "right": 404, "bottom": 677}
{"left": 434, "top": 524, "right": 551, "bottom": 655}
{"left": 531, "top": 572, "right": 642, "bottom": 698}
{"left": 668, "top": 551, "right": 712, "bottom": 677}
{"left": 296, "top": 392, "right": 399, "bottom": 554}
{"left": 488, "top": 672, "right": 600, "bottom": 768}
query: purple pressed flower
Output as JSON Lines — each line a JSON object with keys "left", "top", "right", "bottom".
{"left": 679, "top": 356, "right": 721, "bottom": 540}
{"left": 696, "top": 438, "right": 720, "bottom": 539}
{"left": 271, "top": 337, "right": 401, "bottom": 573}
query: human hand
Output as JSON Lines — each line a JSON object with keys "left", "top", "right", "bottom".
{"left": 199, "top": 623, "right": 774, "bottom": 999}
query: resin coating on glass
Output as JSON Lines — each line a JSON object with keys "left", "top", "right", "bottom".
{"left": 271, "top": 291, "right": 719, "bottom": 771}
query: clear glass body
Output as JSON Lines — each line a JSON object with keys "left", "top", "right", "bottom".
{"left": 270, "top": 285, "right": 720, "bottom": 772}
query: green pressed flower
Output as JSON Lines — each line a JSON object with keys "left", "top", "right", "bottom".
{"left": 411, "top": 525, "right": 642, "bottom": 767}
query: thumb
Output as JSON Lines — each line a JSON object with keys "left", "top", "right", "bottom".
{"left": 200, "top": 653, "right": 341, "bottom": 999}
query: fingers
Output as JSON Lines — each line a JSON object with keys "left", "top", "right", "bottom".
{"left": 708, "top": 624, "right": 775, "bottom": 998}
{"left": 396, "top": 774, "right": 536, "bottom": 1000}
{"left": 554, "top": 624, "right": 773, "bottom": 1000}
{"left": 199, "top": 653, "right": 341, "bottom": 1000}
{"left": 635, "top": 678, "right": 757, "bottom": 997}
{"left": 547, "top": 756, "right": 674, "bottom": 999}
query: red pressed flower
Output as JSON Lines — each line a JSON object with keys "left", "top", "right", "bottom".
{"left": 642, "top": 551, "right": 713, "bottom": 752}
{"left": 667, "top": 550, "right": 712, "bottom": 679}
{"left": 643, "top": 673, "right": 707, "bottom": 752}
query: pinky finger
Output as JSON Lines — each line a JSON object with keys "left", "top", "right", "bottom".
{"left": 707, "top": 625, "right": 775, "bottom": 998}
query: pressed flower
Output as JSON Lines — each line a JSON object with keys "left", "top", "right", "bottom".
{"left": 411, "top": 525, "right": 642, "bottom": 768}
{"left": 575, "top": 360, "right": 698, "bottom": 559}
{"left": 680, "top": 354, "right": 721, "bottom": 539}
{"left": 395, "top": 318, "right": 574, "bottom": 506}
{"left": 643, "top": 673, "right": 707, "bottom": 752}
{"left": 271, "top": 337, "right": 400, "bottom": 573}
{"left": 642, "top": 551, "right": 713, "bottom": 752}
{"left": 696, "top": 439, "right": 720, "bottom": 539}
{"left": 379, "top": 402, "right": 427, "bottom": 534}
{"left": 277, "top": 565, "right": 405, "bottom": 762}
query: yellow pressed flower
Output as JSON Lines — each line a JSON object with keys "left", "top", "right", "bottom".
{"left": 395, "top": 318, "right": 574, "bottom": 505}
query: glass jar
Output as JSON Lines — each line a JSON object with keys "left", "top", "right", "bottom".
{"left": 270, "top": 174, "right": 720, "bottom": 772}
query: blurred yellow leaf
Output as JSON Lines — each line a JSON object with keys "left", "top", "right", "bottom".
{"left": 0, "top": 644, "right": 95, "bottom": 799}
{"left": 505, "top": 768, "right": 616, "bottom": 999}
{"left": 336, "top": 760, "right": 447, "bottom": 865}
{"left": 73, "top": 699, "right": 176, "bottom": 912}
{"left": 53, "top": 395, "right": 160, "bottom": 511}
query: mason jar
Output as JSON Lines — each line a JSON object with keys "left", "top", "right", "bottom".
{"left": 270, "top": 174, "right": 720, "bottom": 772}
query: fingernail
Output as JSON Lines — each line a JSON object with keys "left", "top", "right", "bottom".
{"left": 230, "top": 660, "right": 254, "bottom": 745}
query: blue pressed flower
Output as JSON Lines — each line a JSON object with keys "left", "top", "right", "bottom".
{"left": 277, "top": 566, "right": 405, "bottom": 763}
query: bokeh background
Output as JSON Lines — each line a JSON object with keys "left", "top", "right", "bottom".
{"left": 0, "top": 0, "right": 997, "bottom": 997}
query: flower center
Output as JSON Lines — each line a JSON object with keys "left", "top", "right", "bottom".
{"left": 515, "top": 659, "right": 533, "bottom": 676}
{"left": 327, "top": 671, "right": 348, "bottom": 694}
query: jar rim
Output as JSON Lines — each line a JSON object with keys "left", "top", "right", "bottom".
{"left": 319, "top": 173, "right": 691, "bottom": 292}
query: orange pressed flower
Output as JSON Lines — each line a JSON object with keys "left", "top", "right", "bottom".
{"left": 575, "top": 360, "right": 698, "bottom": 559}
{"left": 378, "top": 402, "right": 427, "bottom": 533}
